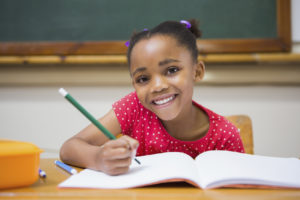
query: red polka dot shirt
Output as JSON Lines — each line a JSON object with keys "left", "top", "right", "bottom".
{"left": 112, "top": 92, "right": 245, "bottom": 158}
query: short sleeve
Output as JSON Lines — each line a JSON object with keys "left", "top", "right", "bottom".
{"left": 112, "top": 92, "right": 139, "bottom": 136}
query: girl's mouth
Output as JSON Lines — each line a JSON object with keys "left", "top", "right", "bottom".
{"left": 152, "top": 94, "right": 176, "bottom": 105}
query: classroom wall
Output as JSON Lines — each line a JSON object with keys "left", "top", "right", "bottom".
{"left": 0, "top": 1, "right": 299, "bottom": 159}
{"left": 0, "top": 85, "right": 300, "bottom": 158}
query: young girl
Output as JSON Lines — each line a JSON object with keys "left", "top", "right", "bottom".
{"left": 60, "top": 19, "right": 245, "bottom": 175}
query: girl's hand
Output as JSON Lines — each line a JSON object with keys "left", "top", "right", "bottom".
{"left": 94, "top": 135, "right": 139, "bottom": 175}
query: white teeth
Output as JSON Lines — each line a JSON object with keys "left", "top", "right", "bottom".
{"left": 154, "top": 96, "right": 174, "bottom": 105}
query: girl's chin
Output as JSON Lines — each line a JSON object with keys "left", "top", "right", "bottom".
{"left": 150, "top": 102, "right": 179, "bottom": 121}
{"left": 154, "top": 111, "right": 178, "bottom": 121}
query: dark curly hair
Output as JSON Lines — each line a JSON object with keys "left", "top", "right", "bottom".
{"left": 126, "top": 19, "right": 201, "bottom": 66}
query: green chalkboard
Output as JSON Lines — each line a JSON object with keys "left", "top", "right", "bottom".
{"left": 0, "top": 0, "right": 277, "bottom": 41}
{"left": 0, "top": 0, "right": 290, "bottom": 55}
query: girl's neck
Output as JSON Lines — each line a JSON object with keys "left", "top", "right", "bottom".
{"left": 161, "top": 103, "right": 209, "bottom": 141}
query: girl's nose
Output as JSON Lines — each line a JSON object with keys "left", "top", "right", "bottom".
{"left": 150, "top": 75, "right": 168, "bottom": 93}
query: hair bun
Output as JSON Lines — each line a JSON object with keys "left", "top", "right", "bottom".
{"left": 187, "top": 19, "right": 202, "bottom": 39}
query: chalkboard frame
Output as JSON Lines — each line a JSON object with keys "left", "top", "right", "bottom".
{"left": 0, "top": 0, "right": 291, "bottom": 56}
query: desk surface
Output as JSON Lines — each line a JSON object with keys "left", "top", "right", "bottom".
{"left": 0, "top": 158, "right": 300, "bottom": 200}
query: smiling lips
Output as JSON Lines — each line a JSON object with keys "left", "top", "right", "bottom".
{"left": 152, "top": 94, "right": 176, "bottom": 105}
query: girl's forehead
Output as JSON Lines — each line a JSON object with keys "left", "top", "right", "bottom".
{"left": 129, "top": 35, "right": 193, "bottom": 73}
{"left": 131, "top": 35, "right": 186, "bottom": 60}
{"left": 138, "top": 35, "right": 178, "bottom": 48}
{"left": 132, "top": 38, "right": 171, "bottom": 61}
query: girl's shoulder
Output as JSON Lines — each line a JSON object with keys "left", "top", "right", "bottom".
{"left": 192, "top": 100, "right": 236, "bottom": 128}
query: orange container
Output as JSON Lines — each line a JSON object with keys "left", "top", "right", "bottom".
{"left": 0, "top": 140, "right": 43, "bottom": 189}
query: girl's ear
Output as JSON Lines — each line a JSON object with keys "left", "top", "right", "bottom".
{"left": 194, "top": 61, "right": 205, "bottom": 82}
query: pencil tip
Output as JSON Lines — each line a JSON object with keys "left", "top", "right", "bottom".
{"left": 135, "top": 158, "right": 141, "bottom": 165}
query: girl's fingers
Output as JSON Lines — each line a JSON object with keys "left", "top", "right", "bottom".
{"left": 97, "top": 135, "right": 139, "bottom": 175}
{"left": 103, "top": 136, "right": 139, "bottom": 159}
{"left": 121, "top": 135, "right": 139, "bottom": 150}
{"left": 107, "top": 156, "right": 132, "bottom": 168}
{"left": 106, "top": 146, "right": 132, "bottom": 159}
{"left": 99, "top": 151, "right": 132, "bottom": 175}
{"left": 105, "top": 138, "right": 130, "bottom": 149}
{"left": 106, "top": 166, "right": 130, "bottom": 176}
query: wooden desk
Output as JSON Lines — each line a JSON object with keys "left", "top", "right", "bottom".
{"left": 0, "top": 158, "right": 300, "bottom": 200}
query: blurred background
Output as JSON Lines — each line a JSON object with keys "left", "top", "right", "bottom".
{"left": 0, "top": 0, "right": 299, "bottom": 158}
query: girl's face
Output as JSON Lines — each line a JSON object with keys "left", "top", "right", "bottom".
{"left": 130, "top": 35, "right": 204, "bottom": 121}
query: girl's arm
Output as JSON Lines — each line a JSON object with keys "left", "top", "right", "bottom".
{"left": 59, "top": 109, "right": 139, "bottom": 175}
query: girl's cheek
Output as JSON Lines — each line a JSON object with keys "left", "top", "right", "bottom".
{"left": 136, "top": 90, "right": 148, "bottom": 107}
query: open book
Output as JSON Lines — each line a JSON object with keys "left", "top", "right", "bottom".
{"left": 58, "top": 150, "right": 300, "bottom": 189}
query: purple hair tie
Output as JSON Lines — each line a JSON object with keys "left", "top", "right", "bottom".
{"left": 125, "top": 28, "right": 148, "bottom": 47}
{"left": 180, "top": 20, "right": 191, "bottom": 29}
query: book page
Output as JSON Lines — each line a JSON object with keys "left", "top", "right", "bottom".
{"left": 59, "top": 152, "right": 200, "bottom": 189}
{"left": 195, "top": 150, "right": 300, "bottom": 189}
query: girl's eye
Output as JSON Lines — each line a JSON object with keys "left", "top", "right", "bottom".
{"left": 166, "top": 66, "right": 180, "bottom": 75}
{"left": 135, "top": 76, "right": 149, "bottom": 84}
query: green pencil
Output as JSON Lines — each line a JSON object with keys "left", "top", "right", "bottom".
{"left": 59, "top": 88, "right": 141, "bottom": 165}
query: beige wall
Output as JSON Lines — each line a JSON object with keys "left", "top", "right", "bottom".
{"left": 0, "top": 84, "right": 299, "bottom": 158}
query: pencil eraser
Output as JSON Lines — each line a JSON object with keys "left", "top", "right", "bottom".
{"left": 59, "top": 88, "right": 68, "bottom": 97}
